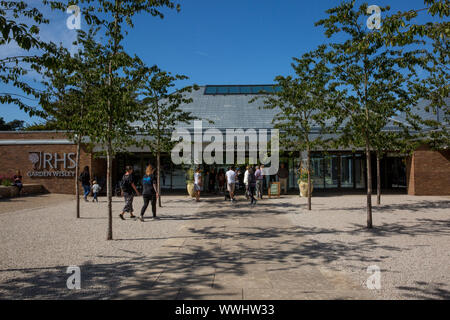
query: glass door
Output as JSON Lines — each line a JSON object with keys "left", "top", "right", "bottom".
{"left": 354, "top": 154, "right": 365, "bottom": 189}
{"left": 324, "top": 155, "right": 339, "bottom": 188}
{"left": 341, "top": 154, "right": 353, "bottom": 188}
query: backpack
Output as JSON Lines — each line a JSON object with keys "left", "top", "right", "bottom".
{"left": 248, "top": 173, "right": 256, "bottom": 185}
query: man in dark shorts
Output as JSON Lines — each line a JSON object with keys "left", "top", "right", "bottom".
{"left": 119, "top": 166, "right": 140, "bottom": 220}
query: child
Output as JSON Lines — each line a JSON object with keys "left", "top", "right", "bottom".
{"left": 92, "top": 180, "right": 101, "bottom": 203}
{"left": 194, "top": 168, "right": 202, "bottom": 202}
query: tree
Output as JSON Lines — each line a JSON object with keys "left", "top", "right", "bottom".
{"left": 376, "top": 0, "right": 449, "bottom": 148}
{"left": 45, "top": 0, "right": 182, "bottom": 240}
{"left": 138, "top": 66, "right": 199, "bottom": 208}
{"left": 0, "top": 1, "right": 59, "bottom": 116}
{"left": 369, "top": 127, "right": 417, "bottom": 206}
{"left": 24, "top": 120, "right": 60, "bottom": 131}
{"left": 40, "top": 30, "right": 100, "bottom": 219}
{"left": 316, "top": 1, "right": 424, "bottom": 228}
{"left": 253, "top": 46, "right": 334, "bottom": 211}
{"left": 0, "top": 117, "right": 24, "bottom": 130}
{"left": 76, "top": 36, "right": 145, "bottom": 240}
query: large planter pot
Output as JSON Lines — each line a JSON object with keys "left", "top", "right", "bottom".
{"left": 186, "top": 182, "right": 195, "bottom": 197}
{"left": 299, "top": 181, "right": 313, "bottom": 197}
{"left": 0, "top": 186, "right": 19, "bottom": 198}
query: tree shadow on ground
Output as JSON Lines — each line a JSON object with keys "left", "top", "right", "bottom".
{"left": 396, "top": 282, "right": 450, "bottom": 300}
{"left": 1, "top": 198, "right": 448, "bottom": 300}
{"left": 332, "top": 200, "right": 450, "bottom": 213}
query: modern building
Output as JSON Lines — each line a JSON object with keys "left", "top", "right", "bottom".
{"left": 0, "top": 85, "right": 449, "bottom": 195}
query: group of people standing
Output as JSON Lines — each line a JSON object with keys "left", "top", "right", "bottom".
{"left": 193, "top": 163, "right": 291, "bottom": 204}
{"left": 193, "top": 164, "right": 269, "bottom": 206}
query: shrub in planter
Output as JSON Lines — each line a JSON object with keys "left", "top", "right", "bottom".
{"left": 0, "top": 175, "right": 13, "bottom": 187}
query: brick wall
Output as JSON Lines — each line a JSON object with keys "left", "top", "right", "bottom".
{"left": 407, "top": 145, "right": 450, "bottom": 195}
{"left": 0, "top": 144, "right": 88, "bottom": 194}
{"left": 0, "top": 132, "right": 106, "bottom": 194}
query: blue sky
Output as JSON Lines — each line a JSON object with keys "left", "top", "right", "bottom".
{"left": 0, "top": 0, "right": 440, "bottom": 124}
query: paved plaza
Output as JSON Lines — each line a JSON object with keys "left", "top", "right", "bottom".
{"left": 0, "top": 193, "right": 449, "bottom": 299}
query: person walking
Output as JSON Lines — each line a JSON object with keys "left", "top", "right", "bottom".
{"left": 92, "top": 180, "right": 101, "bottom": 202}
{"left": 208, "top": 168, "right": 216, "bottom": 194}
{"left": 278, "top": 163, "right": 289, "bottom": 195}
{"left": 13, "top": 170, "right": 23, "bottom": 196}
{"left": 79, "top": 166, "right": 91, "bottom": 202}
{"left": 119, "top": 166, "right": 140, "bottom": 220}
{"left": 255, "top": 165, "right": 264, "bottom": 199}
{"left": 244, "top": 166, "right": 250, "bottom": 200}
{"left": 217, "top": 169, "right": 225, "bottom": 194}
{"left": 194, "top": 167, "right": 202, "bottom": 202}
{"left": 248, "top": 167, "right": 257, "bottom": 206}
{"left": 226, "top": 166, "right": 236, "bottom": 202}
{"left": 139, "top": 164, "right": 159, "bottom": 221}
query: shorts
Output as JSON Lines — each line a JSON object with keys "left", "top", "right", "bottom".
{"left": 227, "top": 183, "right": 235, "bottom": 193}
{"left": 194, "top": 184, "right": 201, "bottom": 191}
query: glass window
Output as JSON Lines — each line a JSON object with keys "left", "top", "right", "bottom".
{"left": 354, "top": 154, "right": 365, "bottom": 188}
{"left": 240, "top": 86, "right": 251, "bottom": 94}
{"left": 251, "top": 86, "right": 264, "bottom": 94}
{"left": 273, "top": 86, "right": 282, "bottom": 93}
{"left": 324, "top": 155, "right": 339, "bottom": 188}
{"left": 341, "top": 155, "right": 353, "bottom": 188}
{"left": 216, "top": 86, "right": 228, "bottom": 94}
{"left": 204, "top": 86, "right": 217, "bottom": 94}
{"left": 311, "top": 155, "right": 324, "bottom": 189}
{"left": 262, "top": 86, "right": 276, "bottom": 93}
{"left": 228, "top": 86, "right": 239, "bottom": 94}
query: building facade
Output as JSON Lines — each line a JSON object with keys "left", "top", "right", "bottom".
{"left": 1, "top": 85, "right": 448, "bottom": 195}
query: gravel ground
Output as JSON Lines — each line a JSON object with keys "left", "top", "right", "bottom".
{"left": 286, "top": 194, "right": 450, "bottom": 299}
{"left": 0, "top": 194, "right": 201, "bottom": 299}
{"left": 0, "top": 194, "right": 74, "bottom": 214}
{"left": 0, "top": 192, "right": 449, "bottom": 299}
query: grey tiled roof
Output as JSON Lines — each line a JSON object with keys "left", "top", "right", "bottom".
{"left": 178, "top": 86, "right": 279, "bottom": 129}
{"left": 174, "top": 86, "right": 448, "bottom": 132}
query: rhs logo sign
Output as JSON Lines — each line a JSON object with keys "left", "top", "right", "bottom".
{"left": 27, "top": 152, "right": 77, "bottom": 177}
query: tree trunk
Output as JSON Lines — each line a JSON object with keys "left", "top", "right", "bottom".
{"left": 106, "top": 142, "right": 113, "bottom": 240}
{"left": 307, "top": 148, "right": 312, "bottom": 211}
{"left": 75, "top": 138, "right": 81, "bottom": 219}
{"left": 157, "top": 151, "right": 161, "bottom": 208}
{"left": 376, "top": 152, "right": 381, "bottom": 206}
{"left": 365, "top": 136, "right": 373, "bottom": 229}
{"left": 363, "top": 59, "right": 373, "bottom": 229}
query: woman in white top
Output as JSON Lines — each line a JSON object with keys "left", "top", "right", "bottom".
{"left": 225, "top": 166, "right": 236, "bottom": 202}
{"left": 194, "top": 168, "right": 202, "bottom": 202}
{"left": 244, "top": 166, "right": 250, "bottom": 200}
